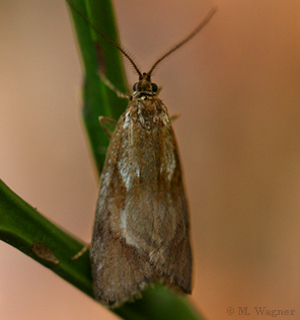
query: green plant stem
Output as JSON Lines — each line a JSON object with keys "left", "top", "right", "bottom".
{"left": 67, "top": 0, "right": 128, "bottom": 175}
{"left": 0, "top": 179, "right": 93, "bottom": 296}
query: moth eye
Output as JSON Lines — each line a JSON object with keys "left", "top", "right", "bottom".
{"left": 151, "top": 83, "right": 158, "bottom": 92}
{"left": 133, "top": 83, "right": 138, "bottom": 91}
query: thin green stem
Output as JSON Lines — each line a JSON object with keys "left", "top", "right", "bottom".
{"left": 66, "top": 0, "right": 128, "bottom": 175}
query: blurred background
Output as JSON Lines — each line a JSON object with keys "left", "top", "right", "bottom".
{"left": 1, "top": 0, "right": 300, "bottom": 319}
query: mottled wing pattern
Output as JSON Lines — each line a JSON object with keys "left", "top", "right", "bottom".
{"left": 90, "top": 96, "right": 192, "bottom": 306}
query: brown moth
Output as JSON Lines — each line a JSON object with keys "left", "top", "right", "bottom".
{"left": 67, "top": 1, "right": 216, "bottom": 307}
{"left": 92, "top": 74, "right": 191, "bottom": 306}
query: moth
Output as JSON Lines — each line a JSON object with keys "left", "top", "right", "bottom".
{"left": 67, "top": 1, "right": 216, "bottom": 307}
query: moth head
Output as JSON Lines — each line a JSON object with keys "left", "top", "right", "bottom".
{"left": 66, "top": 1, "right": 216, "bottom": 98}
{"left": 132, "top": 72, "right": 158, "bottom": 95}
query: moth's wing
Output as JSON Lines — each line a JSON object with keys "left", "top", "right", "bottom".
{"left": 90, "top": 115, "right": 154, "bottom": 305}
{"left": 121, "top": 104, "right": 192, "bottom": 293}
{"left": 121, "top": 115, "right": 180, "bottom": 251}
{"left": 91, "top": 100, "right": 192, "bottom": 303}
{"left": 152, "top": 125, "right": 193, "bottom": 293}
{"left": 163, "top": 183, "right": 192, "bottom": 294}
{"left": 91, "top": 217, "right": 153, "bottom": 305}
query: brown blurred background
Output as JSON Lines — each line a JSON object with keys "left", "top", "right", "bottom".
{"left": 1, "top": 0, "right": 300, "bottom": 319}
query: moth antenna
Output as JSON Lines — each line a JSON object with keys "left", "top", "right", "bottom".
{"left": 66, "top": 0, "right": 142, "bottom": 77}
{"left": 148, "top": 6, "right": 217, "bottom": 76}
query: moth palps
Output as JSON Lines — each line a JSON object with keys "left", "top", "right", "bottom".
{"left": 67, "top": 1, "right": 216, "bottom": 307}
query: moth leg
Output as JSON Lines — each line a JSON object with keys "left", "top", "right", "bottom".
{"left": 99, "top": 116, "right": 117, "bottom": 139}
{"left": 99, "top": 73, "right": 131, "bottom": 99}
{"left": 169, "top": 113, "right": 181, "bottom": 122}
{"left": 71, "top": 243, "right": 91, "bottom": 260}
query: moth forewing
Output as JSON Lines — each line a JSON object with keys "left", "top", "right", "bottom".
{"left": 90, "top": 80, "right": 192, "bottom": 305}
